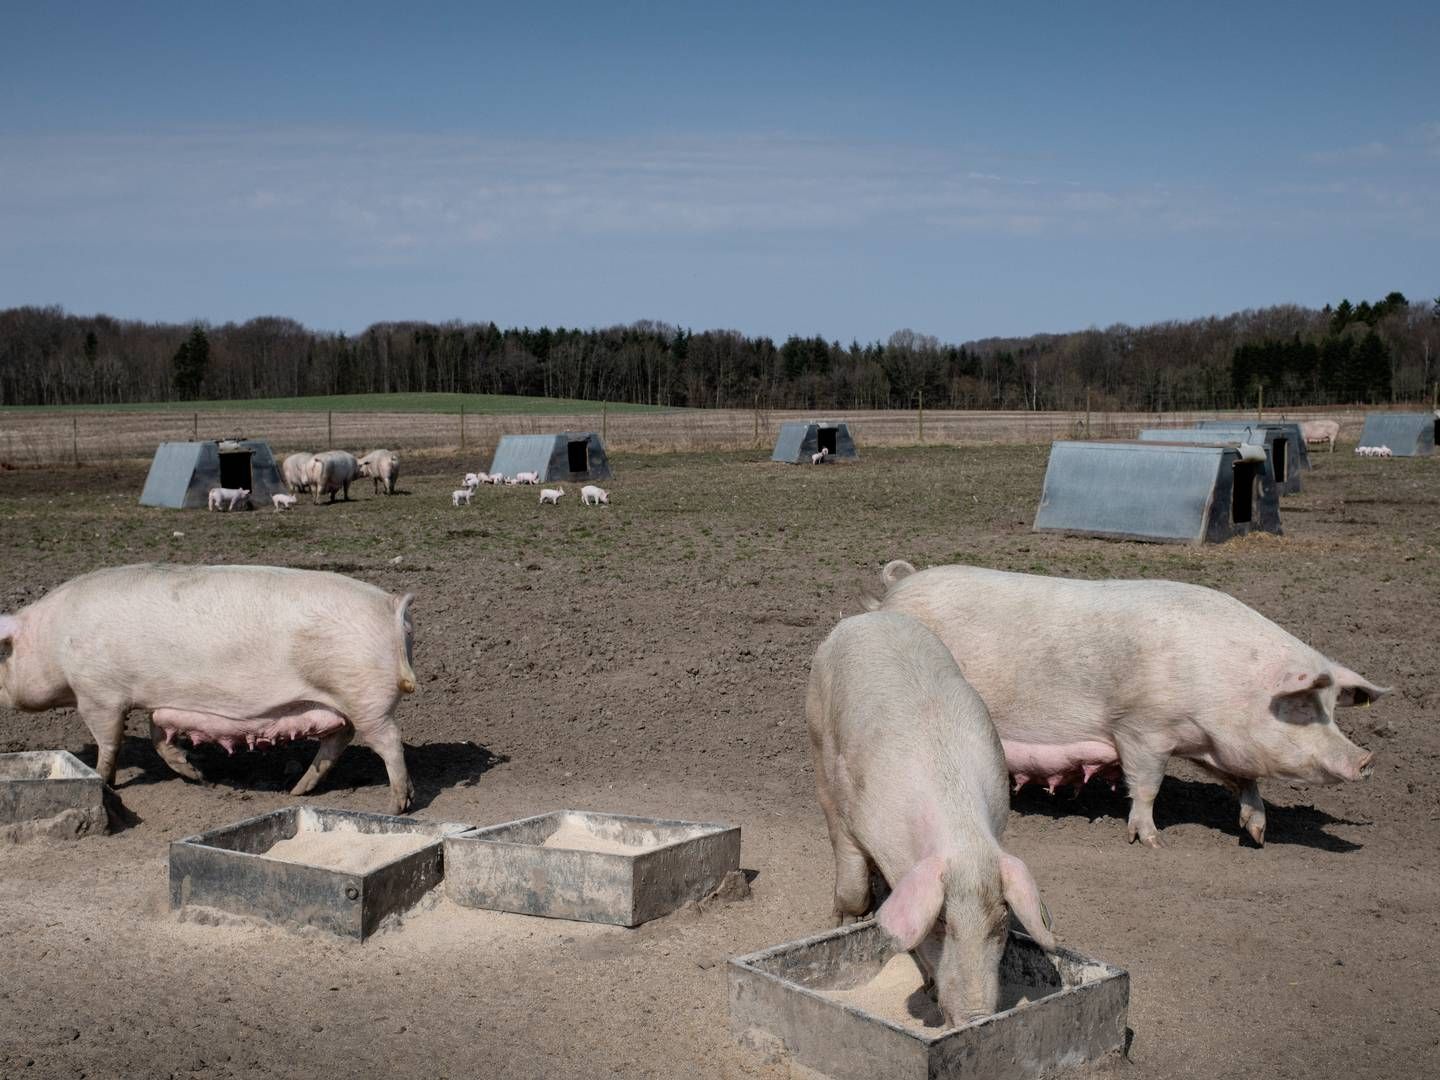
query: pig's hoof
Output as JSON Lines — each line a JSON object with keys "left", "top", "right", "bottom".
{"left": 169, "top": 760, "right": 205, "bottom": 783}
{"left": 1243, "top": 820, "right": 1266, "bottom": 846}
{"left": 1127, "top": 823, "right": 1163, "bottom": 848}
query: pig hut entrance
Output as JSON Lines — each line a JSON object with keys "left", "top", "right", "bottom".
{"left": 566, "top": 439, "right": 590, "bottom": 473}
{"left": 218, "top": 450, "right": 254, "bottom": 491}
{"left": 817, "top": 426, "right": 839, "bottom": 455}
{"left": 1231, "top": 461, "right": 1258, "bottom": 524}
{"left": 1270, "top": 438, "right": 1288, "bottom": 483}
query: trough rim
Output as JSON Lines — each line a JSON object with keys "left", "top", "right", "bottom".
{"left": 729, "top": 917, "right": 1129, "bottom": 1045}
{"left": 451, "top": 808, "right": 738, "bottom": 862}
{"left": 0, "top": 749, "right": 103, "bottom": 783}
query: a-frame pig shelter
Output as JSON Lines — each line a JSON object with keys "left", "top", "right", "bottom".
{"left": 488, "top": 432, "right": 612, "bottom": 482}
{"left": 1033, "top": 440, "right": 1282, "bottom": 544}
{"left": 139, "top": 440, "right": 287, "bottom": 509}
{"left": 1356, "top": 412, "right": 1436, "bottom": 456}
{"left": 770, "top": 420, "right": 858, "bottom": 463}
{"left": 1138, "top": 426, "right": 1300, "bottom": 495}
{"left": 1195, "top": 420, "right": 1311, "bottom": 479}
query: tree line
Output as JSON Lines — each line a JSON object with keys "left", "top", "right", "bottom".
{"left": 1, "top": 293, "right": 1436, "bottom": 411}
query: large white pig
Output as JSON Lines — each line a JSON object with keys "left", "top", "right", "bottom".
{"left": 865, "top": 561, "right": 1386, "bottom": 847}
{"left": 0, "top": 564, "right": 417, "bottom": 812}
{"left": 307, "top": 450, "right": 359, "bottom": 504}
{"left": 807, "top": 611, "right": 1055, "bottom": 1024}
{"left": 356, "top": 449, "right": 400, "bottom": 496}
{"left": 281, "top": 452, "right": 315, "bottom": 494}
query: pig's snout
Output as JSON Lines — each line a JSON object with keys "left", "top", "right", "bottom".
{"left": 1353, "top": 750, "right": 1375, "bottom": 780}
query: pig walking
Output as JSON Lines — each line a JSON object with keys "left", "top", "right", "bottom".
{"left": 807, "top": 611, "right": 1055, "bottom": 1025}
{"left": 866, "top": 561, "right": 1387, "bottom": 847}
{"left": 0, "top": 564, "right": 418, "bottom": 812}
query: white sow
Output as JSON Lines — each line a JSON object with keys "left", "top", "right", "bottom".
{"left": 866, "top": 561, "right": 1387, "bottom": 847}
{"left": 0, "top": 564, "right": 418, "bottom": 812}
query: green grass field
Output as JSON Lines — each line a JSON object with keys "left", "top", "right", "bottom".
{"left": 0, "top": 392, "right": 680, "bottom": 415}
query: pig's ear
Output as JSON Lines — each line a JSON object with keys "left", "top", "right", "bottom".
{"left": 999, "top": 852, "right": 1056, "bottom": 952}
{"left": 1276, "top": 670, "right": 1333, "bottom": 698}
{"left": 875, "top": 856, "right": 945, "bottom": 951}
{"left": 1331, "top": 665, "right": 1390, "bottom": 707}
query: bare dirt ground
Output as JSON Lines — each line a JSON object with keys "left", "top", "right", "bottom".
{"left": 1, "top": 443, "right": 1437, "bottom": 1080}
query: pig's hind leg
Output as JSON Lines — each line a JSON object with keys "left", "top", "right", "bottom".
{"left": 290, "top": 728, "right": 355, "bottom": 797}
{"left": 1115, "top": 733, "right": 1169, "bottom": 848}
{"left": 353, "top": 720, "right": 412, "bottom": 814}
{"left": 148, "top": 717, "right": 204, "bottom": 782}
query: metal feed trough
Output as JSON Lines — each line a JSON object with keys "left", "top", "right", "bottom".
{"left": 1356, "top": 412, "right": 1437, "bottom": 456}
{"left": 1136, "top": 426, "right": 1297, "bottom": 495}
{"left": 170, "top": 806, "right": 473, "bottom": 939}
{"left": 1034, "top": 440, "right": 1281, "bottom": 544}
{"left": 445, "top": 810, "right": 741, "bottom": 926}
{"left": 0, "top": 751, "right": 106, "bottom": 839}
{"left": 1194, "top": 420, "right": 1312, "bottom": 479}
{"left": 729, "top": 920, "right": 1129, "bottom": 1080}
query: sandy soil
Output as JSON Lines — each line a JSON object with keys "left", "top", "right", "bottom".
{"left": 261, "top": 830, "right": 440, "bottom": 874}
{"left": 541, "top": 819, "right": 661, "bottom": 855}
{"left": 1, "top": 444, "right": 1438, "bottom": 1080}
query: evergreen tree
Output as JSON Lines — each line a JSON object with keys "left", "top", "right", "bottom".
{"left": 172, "top": 324, "right": 210, "bottom": 399}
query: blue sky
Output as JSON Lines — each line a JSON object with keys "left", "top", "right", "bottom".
{"left": 1, "top": 2, "right": 1435, "bottom": 342}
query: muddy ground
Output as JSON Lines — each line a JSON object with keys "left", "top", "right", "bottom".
{"left": 1, "top": 444, "right": 1437, "bottom": 1080}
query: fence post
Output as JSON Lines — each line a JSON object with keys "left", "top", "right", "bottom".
{"left": 1085, "top": 387, "right": 1091, "bottom": 439}
{"left": 918, "top": 391, "right": 924, "bottom": 444}
{"left": 192, "top": 412, "right": 198, "bottom": 441}
{"left": 460, "top": 403, "right": 466, "bottom": 451}
{"left": 72, "top": 416, "right": 79, "bottom": 466}
{"left": 327, "top": 411, "right": 333, "bottom": 449}
{"left": 1256, "top": 386, "right": 1263, "bottom": 422}
{"left": 602, "top": 401, "right": 607, "bottom": 443}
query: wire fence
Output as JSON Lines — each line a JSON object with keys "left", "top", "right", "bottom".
{"left": 0, "top": 403, "right": 1423, "bottom": 468}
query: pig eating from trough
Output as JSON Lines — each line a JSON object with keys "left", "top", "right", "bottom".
{"left": 807, "top": 610, "right": 1055, "bottom": 1024}
{"left": 0, "top": 564, "right": 418, "bottom": 812}
{"left": 864, "top": 561, "right": 1387, "bottom": 847}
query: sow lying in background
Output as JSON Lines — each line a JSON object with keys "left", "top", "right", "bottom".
{"left": 865, "top": 561, "right": 1387, "bottom": 847}
{"left": 0, "top": 564, "right": 417, "bottom": 812}
{"left": 807, "top": 611, "right": 1055, "bottom": 1025}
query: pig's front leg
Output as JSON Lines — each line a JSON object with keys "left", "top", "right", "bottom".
{"left": 148, "top": 717, "right": 204, "bottom": 782}
{"left": 1237, "top": 780, "right": 1266, "bottom": 846}
{"left": 1115, "top": 734, "right": 1169, "bottom": 848}
{"left": 290, "top": 728, "right": 355, "bottom": 797}
{"left": 76, "top": 698, "right": 126, "bottom": 786}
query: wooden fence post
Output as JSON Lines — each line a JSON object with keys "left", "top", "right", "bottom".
{"left": 602, "top": 401, "right": 607, "bottom": 443}
{"left": 327, "top": 411, "right": 333, "bottom": 449}
{"left": 1256, "top": 386, "right": 1263, "bottom": 422}
{"left": 1085, "top": 387, "right": 1092, "bottom": 439}
{"left": 460, "top": 403, "right": 466, "bottom": 451}
{"left": 72, "top": 416, "right": 79, "bottom": 466}
{"left": 918, "top": 391, "right": 924, "bottom": 444}
{"left": 192, "top": 412, "right": 198, "bottom": 441}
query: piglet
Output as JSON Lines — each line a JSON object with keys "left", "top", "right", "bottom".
{"left": 452, "top": 488, "right": 473, "bottom": 507}
{"left": 580, "top": 485, "right": 609, "bottom": 505}
{"left": 539, "top": 486, "right": 565, "bottom": 505}
{"left": 271, "top": 493, "right": 297, "bottom": 512}
{"left": 807, "top": 610, "right": 1055, "bottom": 1025}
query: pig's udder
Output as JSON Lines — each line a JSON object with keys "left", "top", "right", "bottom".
{"left": 1003, "top": 739, "right": 1122, "bottom": 794}
{"left": 152, "top": 704, "right": 350, "bottom": 754}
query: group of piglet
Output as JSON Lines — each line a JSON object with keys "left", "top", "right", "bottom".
{"left": 1355, "top": 445, "right": 1394, "bottom": 458}
{"left": 454, "top": 471, "right": 609, "bottom": 508}
{"left": 279, "top": 449, "right": 400, "bottom": 508}
{"left": 808, "top": 559, "right": 1385, "bottom": 1026}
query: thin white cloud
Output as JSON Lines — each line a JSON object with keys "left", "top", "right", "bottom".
{"left": 1307, "top": 141, "right": 1390, "bottom": 164}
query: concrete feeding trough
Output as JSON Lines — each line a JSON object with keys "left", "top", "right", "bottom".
{"left": 445, "top": 810, "right": 741, "bottom": 926}
{"left": 729, "top": 921, "right": 1129, "bottom": 1080}
{"left": 1356, "top": 412, "right": 1437, "bottom": 457}
{"left": 1034, "top": 440, "right": 1281, "bottom": 544}
{"left": 0, "top": 751, "right": 107, "bottom": 840}
{"left": 1139, "top": 425, "right": 1300, "bottom": 495}
{"left": 169, "top": 806, "right": 473, "bottom": 939}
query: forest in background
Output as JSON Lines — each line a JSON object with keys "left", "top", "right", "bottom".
{"left": 1, "top": 293, "right": 1436, "bottom": 412}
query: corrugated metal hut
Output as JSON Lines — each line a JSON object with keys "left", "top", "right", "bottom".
{"left": 138, "top": 440, "right": 286, "bottom": 509}
{"left": 1356, "top": 412, "right": 1436, "bottom": 456}
{"left": 488, "top": 432, "right": 612, "bottom": 482}
{"left": 1195, "top": 420, "right": 1312, "bottom": 478}
{"left": 1137, "top": 426, "right": 1300, "bottom": 495}
{"left": 1033, "top": 440, "right": 1282, "bottom": 544}
{"left": 770, "top": 420, "right": 858, "bottom": 463}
